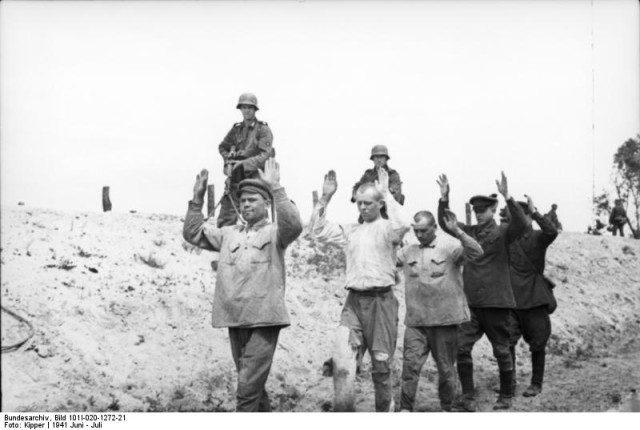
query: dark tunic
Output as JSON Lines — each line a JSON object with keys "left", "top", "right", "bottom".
{"left": 509, "top": 212, "right": 558, "bottom": 309}
{"left": 438, "top": 197, "right": 526, "bottom": 308}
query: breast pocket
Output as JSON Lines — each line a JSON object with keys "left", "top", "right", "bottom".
{"left": 250, "top": 235, "right": 273, "bottom": 264}
{"left": 429, "top": 257, "right": 446, "bottom": 278}
{"left": 224, "top": 240, "right": 242, "bottom": 265}
{"left": 407, "top": 260, "right": 420, "bottom": 278}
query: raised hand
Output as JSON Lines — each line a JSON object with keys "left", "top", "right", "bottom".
{"left": 375, "top": 168, "right": 390, "bottom": 196}
{"left": 322, "top": 170, "right": 338, "bottom": 199}
{"left": 525, "top": 194, "right": 536, "bottom": 214}
{"left": 436, "top": 174, "right": 450, "bottom": 200}
{"left": 193, "top": 169, "right": 208, "bottom": 203}
{"left": 258, "top": 158, "right": 280, "bottom": 189}
{"left": 495, "top": 171, "right": 510, "bottom": 200}
{"left": 443, "top": 209, "right": 462, "bottom": 235}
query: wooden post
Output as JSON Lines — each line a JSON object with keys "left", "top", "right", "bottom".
{"left": 465, "top": 202, "right": 472, "bottom": 225}
{"left": 312, "top": 190, "right": 319, "bottom": 208}
{"left": 207, "top": 184, "right": 216, "bottom": 218}
{"left": 102, "top": 186, "right": 112, "bottom": 212}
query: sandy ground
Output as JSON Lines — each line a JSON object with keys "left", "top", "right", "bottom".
{"left": 1, "top": 206, "right": 639, "bottom": 412}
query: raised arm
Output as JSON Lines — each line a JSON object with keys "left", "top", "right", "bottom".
{"left": 436, "top": 174, "right": 466, "bottom": 237}
{"left": 376, "top": 168, "right": 411, "bottom": 241}
{"left": 183, "top": 169, "right": 222, "bottom": 251}
{"left": 527, "top": 194, "right": 558, "bottom": 247}
{"left": 258, "top": 158, "right": 303, "bottom": 248}
{"left": 443, "top": 210, "right": 484, "bottom": 264}
{"left": 496, "top": 171, "right": 526, "bottom": 242}
{"left": 308, "top": 169, "right": 347, "bottom": 247}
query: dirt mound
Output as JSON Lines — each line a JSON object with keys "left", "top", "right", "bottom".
{"left": 1, "top": 206, "right": 639, "bottom": 412}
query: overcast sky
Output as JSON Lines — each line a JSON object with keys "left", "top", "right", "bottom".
{"left": 1, "top": 0, "right": 638, "bottom": 232}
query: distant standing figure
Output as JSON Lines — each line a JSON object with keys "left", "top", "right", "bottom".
{"left": 352, "top": 145, "right": 404, "bottom": 220}
{"left": 397, "top": 210, "right": 483, "bottom": 412}
{"left": 544, "top": 204, "right": 563, "bottom": 232}
{"left": 218, "top": 93, "right": 275, "bottom": 227}
{"left": 504, "top": 196, "right": 558, "bottom": 398}
{"left": 609, "top": 199, "right": 628, "bottom": 237}
{"left": 183, "top": 159, "right": 302, "bottom": 412}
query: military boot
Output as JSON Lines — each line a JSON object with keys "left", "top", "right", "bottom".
{"left": 524, "top": 350, "right": 545, "bottom": 397}
{"left": 453, "top": 362, "right": 476, "bottom": 412}
{"left": 493, "top": 370, "right": 514, "bottom": 410}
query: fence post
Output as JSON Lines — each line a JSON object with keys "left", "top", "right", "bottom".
{"left": 102, "top": 186, "right": 112, "bottom": 212}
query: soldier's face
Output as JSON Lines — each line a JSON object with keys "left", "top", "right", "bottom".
{"left": 412, "top": 218, "right": 437, "bottom": 246}
{"left": 240, "top": 192, "right": 269, "bottom": 224}
{"left": 371, "top": 155, "right": 388, "bottom": 169}
{"left": 356, "top": 188, "right": 383, "bottom": 223}
{"left": 473, "top": 205, "right": 495, "bottom": 225}
{"left": 239, "top": 105, "right": 256, "bottom": 122}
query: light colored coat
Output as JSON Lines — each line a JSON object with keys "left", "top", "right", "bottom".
{"left": 398, "top": 233, "right": 483, "bottom": 327}
{"left": 183, "top": 186, "right": 302, "bottom": 328}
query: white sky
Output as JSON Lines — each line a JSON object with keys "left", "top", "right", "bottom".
{"left": 1, "top": 0, "right": 638, "bottom": 232}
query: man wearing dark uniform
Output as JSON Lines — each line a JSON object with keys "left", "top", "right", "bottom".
{"left": 436, "top": 172, "right": 527, "bottom": 411}
{"left": 352, "top": 145, "right": 404, "bottom": 207}
{"left": 609, "top": 199, "right": 629, "bottom": 237}
{"left": 218, "top": 93, "right": 275, "bottom": 227}
{"left": 503, "top": 196, "right": 558, "bottom": 398}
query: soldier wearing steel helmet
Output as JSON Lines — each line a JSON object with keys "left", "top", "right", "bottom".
{"left": 352, "top": 145, "right": 405, "bottom": 207}
{"left": 218, "top": 93, "right": 275, "bottom": 227}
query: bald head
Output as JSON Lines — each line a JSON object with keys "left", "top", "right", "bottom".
{"left": 356, "top": 182, "right": 383, "bottom": 201}
{"left": 355, "top": 183, "right": 384, "bottom": 223}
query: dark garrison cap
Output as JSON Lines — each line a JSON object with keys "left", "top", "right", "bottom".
{"left": 469, "top": 194, "right": 499, "bottom": 210}
{"left": 237, "top": 178, "right": 273, "bottom": 201}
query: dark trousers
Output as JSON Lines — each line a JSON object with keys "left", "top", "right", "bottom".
{"left": 457, "top": 307, "right": 514, "bottom": 372}
{"left": 510, "top": 306, "right": 551, "bottom": 386}
{"left": 612, "top": 223, "right": 625, "bottom": 237}
{"left": 400, "top": 325, "right": 458, "bottom": 411}
{"left": 510, "top": 306, "right": 551, "bottom": 352}
{"left": 228, "top": 326, "right": 281, "bottom": 412}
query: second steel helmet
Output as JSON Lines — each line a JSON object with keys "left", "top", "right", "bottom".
{"left": 236, "top": 93, "right": 259, "bottom": 111}
{"left": 370, "top": 144, "right": 390, "bottom": 160}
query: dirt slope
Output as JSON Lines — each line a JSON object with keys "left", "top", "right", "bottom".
{"left": 1, "top": 206, "right": 639, "bottom": 412}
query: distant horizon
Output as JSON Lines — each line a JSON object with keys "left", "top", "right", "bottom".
{"left": 1, "top": 1, "right": 638, "bottom": 233}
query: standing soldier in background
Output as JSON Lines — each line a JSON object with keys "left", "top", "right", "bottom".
{"left": 436, "top": 172, "right": 527, "bottom": 411}
{"left": 218, "top": 93, "right": 275, "bottom": 228}
{"left": 502, "top": 196, "right": 558, "bottom": 398}
{"left": 352, "top": 145, "right": 404, "bottom": 221}
{"left": 609, "top": 199, "right": 629, "bottom": 237}
{"left": 397, "top": 210, "right": 483, "bottom": 412}
{"left": 544, "top": 204, "right": 563, "bottom": 232}
{"left": 183, "top": 159, "right": 303, "bottom": 412}
{"left": 309, "top": 168, "right": 411, "bottom": 412}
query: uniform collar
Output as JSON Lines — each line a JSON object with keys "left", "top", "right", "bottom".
{"left": 244, "top": 118, "right": 258, "bottom": 129}
{"left": 419, "top": 235, "right": 438, "bottom": 249}
{"left": 242, "top": 217, "right": 269, "bottom": 231}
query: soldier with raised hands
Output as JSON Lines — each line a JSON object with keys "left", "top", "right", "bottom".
{"left": 308, "top": 167, "right": 411, "bottom": 412}
{"left": 503, "top": 195, "right": 558, "bottom": 398}
{"left": 436, "top": 172, "right": 527, "bottom": 411}
{"left": 183, "top": 158, "right": 302, "bottom": 412}
{"left": 397, "top": 209, "right": 483, "bottom": 412}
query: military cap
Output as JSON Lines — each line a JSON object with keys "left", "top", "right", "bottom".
{"left": 236, "top": 178, "right": 273, "bottom": 201}
{"left": 469, "top": 194, "right": 499, "bottom": 210}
